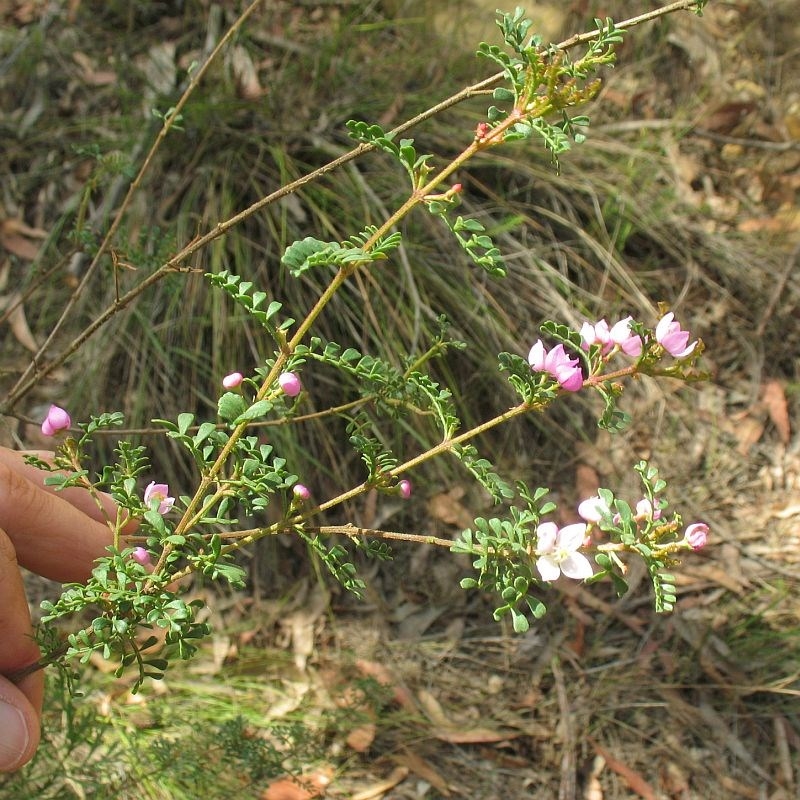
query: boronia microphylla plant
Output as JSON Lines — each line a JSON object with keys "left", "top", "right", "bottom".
{"left": 14, "top": 3, "right": 711, "bottom": 689}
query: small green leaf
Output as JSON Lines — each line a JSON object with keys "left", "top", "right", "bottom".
{"left": 218, "top": 392, "right": 247, "bottom": 423}
{"left": 233, "top": 399, "right": 273, "bottom": 424}
{"left": 511, "top": 608, "right": 529, "bottom": 633}
{"left": 281, "top": 237, "right": 334, "bottom": 276}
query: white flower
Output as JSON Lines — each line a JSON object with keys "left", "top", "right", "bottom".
{"left": 535, "top": 522, "right": 594, "bottom": 582}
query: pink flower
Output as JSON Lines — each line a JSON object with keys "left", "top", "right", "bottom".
{"left": 580, "top": 319, "right": 613, "bottom": 354}
{"left": 144, "top": 481, "right": 175, "bottom": 515}
{"left": 41, "top": 405, "right": 71, "bottom": 436}
{"left": 684, "top": 522, "right": 709, "bottom": 551}
{"left": 278, "top": 371, "right": 302, "bottom": 397}
{"left": 131, "top": 547, "right": 152, "bottom": 566}
{"left": 609, "top": 317, "right": 643, "bottom": 357}
{"left": 655, "top": 312, "right": 697, "bottom": 358}
{"left": 635, "top": 498, "right": 662, "bottom": 521}
{"left": 577, "top": 495, "right": 610, "bottom": 523}
{"left": 535, "top": 522, "right": 594, "bottom": 582}
{"left": 222, "top": 372, "right": 243, "bottom": 389}
{"left": 528, "top": 341, "right": 584, "bottom": 392}
{"left": 293, "top": 483, "right": 311, "bottom": 502}
{"left": 398, "top": 479, "right": 412, "bottom": 499}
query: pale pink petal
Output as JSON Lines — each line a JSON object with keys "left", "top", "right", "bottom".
{"left": 535, "top": 522, "right": 558, "bottom": 553}
{"left": 41, "top": 404, "right": 71, "bottom": 436}
{"left": 555, "top": 364, "right": 583, "bottom": 392}
{"left": 609, "top": 316, "right": 634, "bottom": 343}
{"left": 556, "top": 523, "right": 588, "bottom": 552}
{"left": 536, "top": 555, "right": 562, "bottom": 582}
{"left": 684, "top": 522, "right": 709, "bottom": 551}
{"left": 278, "top": 371, "right": 302, "bottom": 397}
{"left": 580, "top": 322, "right": 596, "bottom": 349}
{"left": 559, "top": 552, "right": 594, "bottom": 580}
{"left": 619, "top": 334, "right": 643, "bottom": 357}
{"left": 222, "top": 372, "right": 243, "bottom": 389}
{"left": 655, "top": 312, "right": 675, "bottom": 342}
{"left": 528, "top": 340, "right": 547, "bottom": 371}
{"left": 635, "top": 498, "right": 653, "bottom": 518}
{"left": 132, "top": 547, "right": 151, "bottom": 566}
{"left": 293, "top": 484, "right": 311, "bottom": 501}
{"left": 671, "top": 340, "right": 697, "bottom": 358}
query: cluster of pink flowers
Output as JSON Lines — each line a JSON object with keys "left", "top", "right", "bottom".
{"left": 580, "top": 317, "right": 642, "bottom": 357}
{"left": 577, "top": 493, "right": 708, "bottom": 552}
{"left": 528, "top": 341, "right": 584, "bottom": 392}
{"left": 577, "top": 495, "right": 662, "bottom": 525}
{"left": 580, "top": 312, "right": 697, "bottom": 360}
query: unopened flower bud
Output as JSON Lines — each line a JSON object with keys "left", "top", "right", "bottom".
{"left": 41, "top": 405, "right": 71, "bottom": 436}
{"left": 684, "top": 522, "right": 709, "bottom": 551}
{"left": 278, "top": 371, "right": 302, "bottom": 397}
{"left": 293, "top": 483, "right": 311, "bottom": 502}
{"left": 398, "top": 479, "right": 412, "bottom": 499}
{"left": 222, "top": 372, "right": 243, "bottom": 389}
{"left": 132, "top": 547, "right": 151, "bottom": 566}
{"left": 577, "top": 496, "right": 610, "bottom": 523}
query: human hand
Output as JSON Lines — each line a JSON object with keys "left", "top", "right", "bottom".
{"left": 0, "top": 448, "right": 117, "bottom": 772}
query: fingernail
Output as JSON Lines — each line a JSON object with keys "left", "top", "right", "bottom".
{"left": 0, "top": 698, "right": 30, "bottom": 771}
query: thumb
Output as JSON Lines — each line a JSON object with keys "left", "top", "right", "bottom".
{"left": 0, "top": 676, "right": 39, "bottom": 772}
{"left": 0, "top": 525, "right": 43, "bottom": 772}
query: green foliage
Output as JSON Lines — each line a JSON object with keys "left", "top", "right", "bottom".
{"left": 453, "top": 443, "right": 514, "bottom": 503}
{"left": 301, "top": 337, "right": 461, "bottom": 439}
{"left": 595, "top": 382, "right": 631, "bottom": 432}
{"left": 299, "top": 531, "right": 366, "bottom": 598}
{"left": 346, "top": 412, "right": 399, "bottom": 484}
{"left": 39, "top": 549, "right": 211, "bottom": 692}
{"left": 425, "top": 204, "right": 506, "bottom": 277}
{"left": 207, "top": 269, "right": 293, "bottom": 338}
{"left": 475, "top": 9, "right": 625, "bottom": 166}
{"left": 346, "top": 120, "right": 435, "bottom": 188}
{"left": 497, "top": 351, "right": 552, "bottom": 405}
{"left": 281, "top": 227, "right": 403, "bottom": 277}
{"left": 0, "top": 669, "right": 118, "bottom": 799}
{"left": 453, "top": 484, "right": 556, "bottom": 632}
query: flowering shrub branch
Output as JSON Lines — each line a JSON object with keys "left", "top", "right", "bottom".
{"left": 12, "top": 3, "right": 711, "bottom": 690}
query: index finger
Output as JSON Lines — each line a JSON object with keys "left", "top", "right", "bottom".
{"left": 0, "top": 449, "right": 132, "bottom": 530}
{"left": 0, "top": 459, "right": 113, "bottom": 583}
